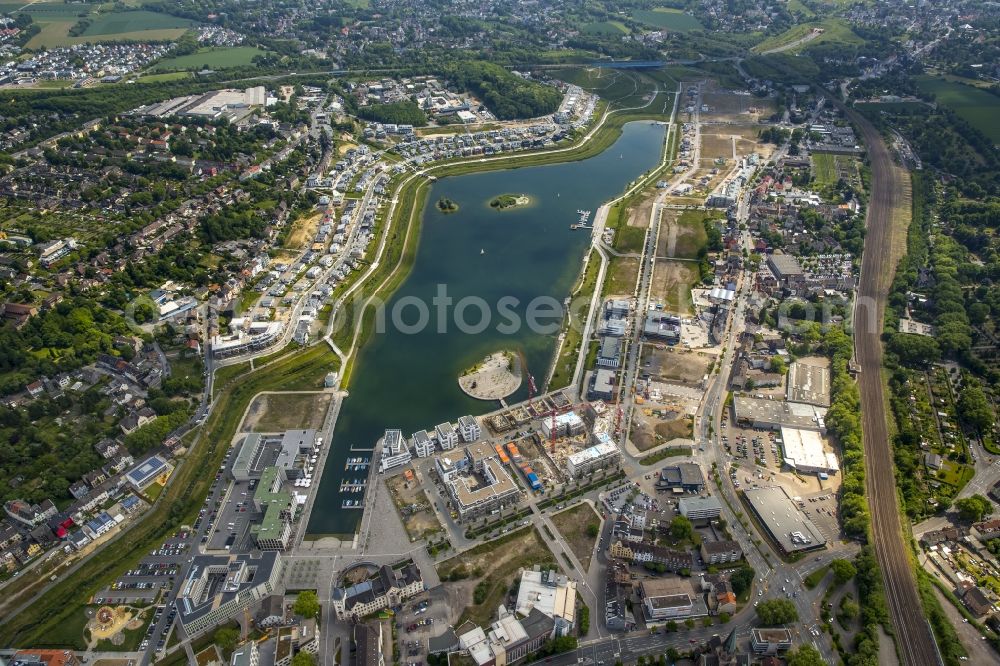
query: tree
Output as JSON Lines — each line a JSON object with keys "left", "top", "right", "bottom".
{"left": 955, "top": 494, "right": 993, "bottom": 522}
{"left": 755, "top": 598, "right": 798, "bottom": 626}
{"left": 214, "top": 627, "right": 240, "bottom": 655}
{"left": 586, "top": 523, "right": 600, "bottom": 538}
{"left": 830, "top": 559, "right": 857, "bottom": 586}
{"left": 786, "top": 644, "right": 825, "bottom": 666}
{"left": 730, "top": 564, "right": 755, "bottom": 597}
{"left": 670, "top": 515, "right": 694, "bottom": 541}
{"left": 293, "top": 590, "right": 321, "bottom": 619}
{"left": 291, "top": 653, "right": 317, "bottom": 666}
{"left": 957, "top": 382, "right": 994, "bottom": 432}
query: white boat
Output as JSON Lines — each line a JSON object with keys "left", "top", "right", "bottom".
{"left": 480, "top": 249, "right": 485, "bottom": 255}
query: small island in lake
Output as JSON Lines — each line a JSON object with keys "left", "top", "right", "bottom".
{"left": 489, "top": 193, "right": 531, "bottom": 210}
{"left": 437, "top": 197, "right": 459, "bottom": 213}
{"left": 458, "top": 351, "right": 522, "bottom": 401}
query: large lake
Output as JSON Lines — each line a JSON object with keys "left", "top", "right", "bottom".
{"left": 307, "top": 121, "right": 666, "bottom": 535}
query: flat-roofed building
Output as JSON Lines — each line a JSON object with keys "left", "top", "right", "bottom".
{"left": 446, "top": 456, "right": 520, "bottom": 521}
{"left": 700, "top": 540, "right": 743, "bottom": 564}
{"left": 786, "top": 361, "right": 831, "bottom": 407}
{"left": 436, "top": 422, "right": 459, "bottom": 449}
{"left": 515, "top": 568, "right": 577, "bottom": 636}
{"left": 779, "top": 427, "right": 839, "bottom": 475}
{"left": 588, "top": 369, "right": 616, "bottom": 401}
{"left": 677, "top": 496, "right": 722, "bottom": 522}
{"left": 733, "top": 396, "right": 827, "bottom": 433}
{"left": 750, "top": 628, "right": 792, "bottom": 655}
{"left": 250, "top": 466, "right": 293, "bottom": 551}
{"left": 379, "top": 429, "right": 411, "bottom": 472}
{"left": 657, "top": 463, "right": 705, "bottom": 492}
{"left": 412, "top": 430, "right": 434, "bottom": 458}
{"left": 176, "top": 552, "right": 283, "bottom": 637}
{"left": 125, "top": 455, "right": 171, "bottom": 491}
{"left": 540, "top": 411, "right": 585, "bottom": 440}
{"left": 743, "top": 485, "right": 826, "bottom": 554}
{"left": 638, "top": 577, "right": 707, "bottom": 621}
{"left": 458, "top": 415, "right": 481, "bottom": 442}
{"left": 566, "top": 442, "right": 621, "bottom": 478}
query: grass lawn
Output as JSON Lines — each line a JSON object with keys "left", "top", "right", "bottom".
{"left": 752, "top": 18, "right": 861, "bottom": 54}
{"left": 638, "top": 446, "right": 691, "bottom": 465}
{"left": 915, "top": 75, "right": 1000, "bottom": 143}
{"left": 144, "top": 481, "right": 165, "bottom": 503}
{"left": 23, "top": 604, "right": 90, "bottom": 650}
{"left": 631, "top": 8, "right": 702, "bottom": 32}
{"left": 804, "top": 565, "right": 829, "bottom": 589}
{"left": 137, "top": 71, "right": 192, "bottom": 83}
{"left": 150, "top": 46, "right": 268, "bottom": 72}
{"left": 673, "top": 210, "right": 711, "bottom": 259}
{"left": 438, "top": 527, "right": 557, "bottom": 628}
{"left": 580, "top": 21, "right": 629, "bottom": 36}
{"left": 811, "top": 153, "right": 837, "bottom": 187}
{"left": 550, "top": 502, "right": 603, "bottom": 571}
{"left": 606, "top": 256, "right": 639, "bottom": 296}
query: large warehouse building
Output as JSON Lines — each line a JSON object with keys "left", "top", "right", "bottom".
{"left": 779, "top": 427, "right": 839, "bottom": 475}
{"left": 733, "top": 396, "right": 827, "bottom": 433}
{"left": 743, "top": 486, "right": 826, "bottom": 554}
{"left": 786, "top": 361, "right": 831, "bottom": 407}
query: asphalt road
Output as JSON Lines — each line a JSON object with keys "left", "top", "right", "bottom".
{"left": 843, "top": 99, "right": 942, "bottom": 666}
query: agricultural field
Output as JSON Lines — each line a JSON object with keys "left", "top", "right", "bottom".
{"left": 19, "top": 6, "right": 195, "bottom": 48}
{"left": 915, "top": 75, "right": 1000, "bottom": 143}
{"left": 149, "top": 46, "right": 268, "bottom": 72}
{"left": 631, "top": 8, "right": 702, "bottom": 32}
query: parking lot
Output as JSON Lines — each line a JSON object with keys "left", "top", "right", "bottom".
{"left": 797, "top": 492, "right": 841, "bottom": 541}
{"left": 395, "top": 587, "right": 451, "bottom": 663}
{"left": 206, "top": 478, "right": 262, "bottom": 552}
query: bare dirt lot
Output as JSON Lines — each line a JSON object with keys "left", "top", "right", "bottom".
{"left": 285, "top": 212, "right": 322, "bottom": 250}
{"left": 242, "top": 392, "right": 332, "bottom": 432}
{"left": 551, "top": 502, "right": 602, "bottom": 571}
{"left": 650, "top": 260, "right": 700, "bottom": 314}
{"left": 630, "top": 407, "right": 694, "bottom": 452}
{"left": 387, "top": 474, "right": 443, "bottom": 542}
{"left": 700, "top": 134, "right": 737, "bottom": 161}
{"left": 701, "top": 91, "right": 777, "bottom": 123}
{"left": 641, "top": 346, "right": 712, "bottom": 385}
{"left": 606, "top": 256, "right": 640, "bottom": 296}
{"left": 437, "top": 527, "right": 557, "bottom": 627}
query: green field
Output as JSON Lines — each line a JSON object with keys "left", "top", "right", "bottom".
{"left": 631, "top": 8, "right": 702, "bottom": 32}
{"left": 811, "top": 153, "right": 836, "bottom": 186}
{"left": 150, "top": 46, "right": 268, "bottom": 72}
{"left": 580, "top": 21, "right": 628, "bottom": 36}
{"left": 82, "top": 10, "right": 193, "bottom": 35}
{"left": 915, "top": 75, "right": 1000, "bottom": 143}
{"left": 752, "top": 18, "right": 861, "bottom": 54}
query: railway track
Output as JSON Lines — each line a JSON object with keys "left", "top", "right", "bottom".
{"left": 847, "top": 104, "right": 942, "bottom": 666}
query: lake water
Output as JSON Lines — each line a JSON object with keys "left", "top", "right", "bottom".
{"left": 307, "top": 121, "right": 666, "bottom": 535}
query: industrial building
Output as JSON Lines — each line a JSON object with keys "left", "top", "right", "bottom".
{"left": 565, "top": 442, "right": 621, "bottom": 478}
{"left": 733, "top": 396, "right": 827, "bottom": 433}
{"left": 786, "top": 361, "right": 831, "bottom": 407}
{"left": 743, "top": 486, "right": 827, "bottom": 554}
{"left": 779, "top": 427, "right": 839, "bottom": 475}
{"left": 176, "top": 552, "right": 283, "bottom": 637}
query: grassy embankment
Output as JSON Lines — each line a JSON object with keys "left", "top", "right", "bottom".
{"left": 0, "top": 344, "right": 338, "bottom": 648}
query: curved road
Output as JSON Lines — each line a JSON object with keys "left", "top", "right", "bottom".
{"left": 845, "top": 102, "right": 941, "bottom": 666}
